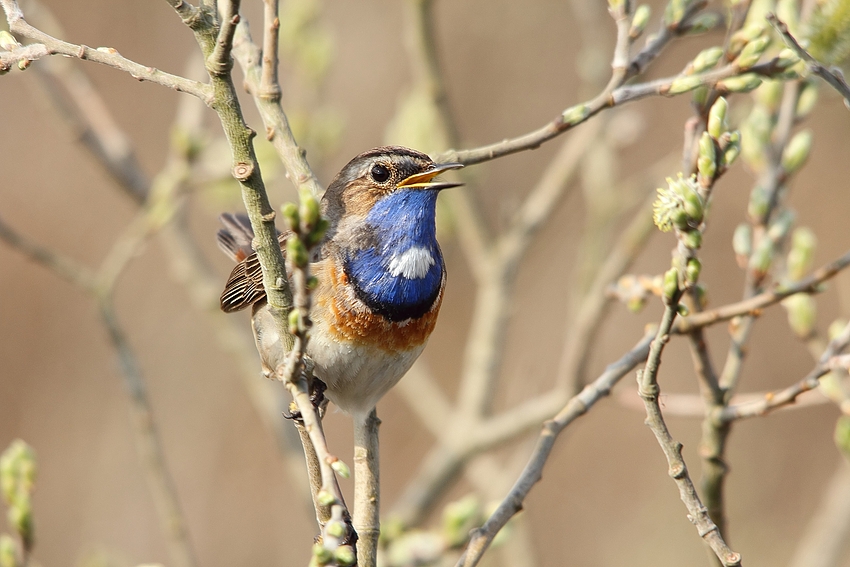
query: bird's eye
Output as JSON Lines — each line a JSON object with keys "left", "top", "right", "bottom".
{"left": 370, "top": 164, "right": 391, "bottom": 183}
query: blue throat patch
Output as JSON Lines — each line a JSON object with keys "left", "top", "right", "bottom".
{"left": 345, "top": 189, "right": 443, "bottom": 322}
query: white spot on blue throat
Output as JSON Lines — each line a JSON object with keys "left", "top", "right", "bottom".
{"left": 388, "top": 246, "right": 435, "bottom": 279}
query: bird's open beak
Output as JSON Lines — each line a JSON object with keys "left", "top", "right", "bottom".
{"left": 397, "top": 162, "right": 464, "bottom": 190}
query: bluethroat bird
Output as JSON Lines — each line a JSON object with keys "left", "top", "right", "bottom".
{"left": 217, "top": 146, "right": 462, "bottom": 423}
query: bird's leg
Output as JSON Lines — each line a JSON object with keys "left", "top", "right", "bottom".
{"left": 310, "top": 377, "right": 328, "bottom": 418}
{"left": 353, "top": 408, "right": 381, "bottom": 567}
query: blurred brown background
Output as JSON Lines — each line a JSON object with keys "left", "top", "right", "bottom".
{"left": 2, "top": 0, "right": 850, "bottom": 566}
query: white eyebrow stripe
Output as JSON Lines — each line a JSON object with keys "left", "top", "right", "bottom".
{"left": 388, "top": 246, "right": 435, "bottom": 279}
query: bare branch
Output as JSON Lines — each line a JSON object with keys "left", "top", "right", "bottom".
{"left": 259, "top": 0, "right": 282, "bottom": 100}
{"left": 232, "top": 20, "right": 324, "bottom": 198}
{"left": 675, "top": 247, "right": 850, "bottom": 333}
{"left": 456, "top": 332, "right": 655, "bottom": 567}
{"left": 99, "top": 301, "right": 199, "bottom": 567}
{"left": 353, "top": 411, "right": 381, "bottom": 567}
{"left": 636, "top": 297, "right": 742, "bottom": 566}
{"left": 0, "top": 0, "right": 212, "bottom": 103}
{"left": 0, "top": 216, "right": 95, "bottom": 291}
{"left": 207, "top": 0, "right": 240, "bottom": 76}
{"left": 767, "top": 13, "right": 850, "bottom": 107}
{"left": 716, "top": 321, "right": 850, "bottom": 422}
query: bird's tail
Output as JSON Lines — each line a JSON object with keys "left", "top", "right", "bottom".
{"left": 216, "top": 213, "right": 256, "bottom": 262}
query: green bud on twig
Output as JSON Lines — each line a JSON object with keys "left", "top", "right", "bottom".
{"left": 747, "top": 185, "right": 770, "bottom": 221}
{"left": 707, "top": 97, "right": 728, "bottom": 139}
{"left": 682, "top": 230, "right": 702, "bottom": 249}
{"left": 677, "top": 303, "right": 690, "bottom": 316}
{"left": 686, "top": 13, "right": 721, "bottom": 34}
{"left": 312, "top": 542, "right": 333, "bottom": 565}
{"left": 443, "top": 495, "right": 481, "bottom": 547}
{"left": 748, "top": 236, "right": 774, "bottom": 279}
{"left": 0, "top": 440, "right": 36, "bottom": 506}
{"left": 781, "top": 130, "right": 813, "bottom": 175}
{"left": 735, "top": 35, "right": 771, "bottom": 69}
{"left": 775, "top": 48, "right": 801, "bottom": 70}
{"left": 795, "top": 83, "right": 818, "bottom": 119}
{"left": 692, "top": 85, "right": 709, "bottom": 106}
{"left": 562, "top": 104, "right": 590, "bottom": 126}
{"left": 663, "top": 0, "right": 686, "bottom": 25}
{"left": 281, "top": 202, "right": 300, "bottom": 232}
{"left": 325, "top": 519, "right": 347, "bottom": 539}
{"left": 835, "top": 416, "right": 850, "bottom": 460}
{"left": 717, "top": 73, "right": 763, "bottom": 93}
{"left": 287, "top": 237, "right": 309, "bottom": 268}
{"left": 653, "top": 174, "right": 704, "bottom": 232}
{"left": 306, "top": 218, "right": 329, "bottom": 247}
{"left": 690, "top": 47, "right": 724, "bottom": 74}
{"left": 741, "top": 106, "right": 773, "bottom": 169}
{"left": 829, "top": 319, "right": 848, "bottom": 341}
{"left": 288, "top": 310, "right": 302, "bottom": 335}
{"left": 679, "top": 182, "right": 704, "bottom": 224}
{"left": 335, "top": 546, "right": 356, "bottom": 566}
{"left": 695, "top": 283, "right": 708, "bottom": 308}
{"left": 668, "top": 75, "right": 703, "bottom": 95}
{"left": 316, "top": 489, "right": 336, "bottom": 507}
{"left": 722, "top": 130, "right": 741, "bottom": 167}
{"left": 0, "top": 535, "right": 15, "bottom": 567}
{"left": 787, "top": 227, "right": 817, "bottom": 281}
{"left": 782, "top": 294, "right": 816, "bottom": 339}
{"left": 754, "top": 80, "right": 784, "bottom": 110}
{"left": 298, "top": 188, "right": 321, "bottom": 233}
{"left": 685, "top": 257, "right": 702, "bottom": 285}
{"left": 732, "top": 223, "right": 752, "bottom": 267}
{"left": 697, "top": 132, "right": 716, "bottom": 180}
{"left": 767, "top": 209, "right": 795, "bottom": 243}
{"left": 7, "top": 502, "right": 32, "bottom": 551}
{"left": 630, "top": 5, "right": 651, "bottom": 38}
{"left": 728, "top": 23, "right": 766, "bottom": 58}
{"left": 0, "top": 31, "right": 20, "bottom": 51}
{"left": 663, "top": 267, "right": 680, "bottom": 303}
{"left": 330, "top": 459, "right": 350, "bottom": 479}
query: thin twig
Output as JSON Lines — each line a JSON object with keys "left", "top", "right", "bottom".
{"left": 207, "top": 0, "right": 240, "bottom": 76}
{"left": 0, "top": 216, "right": 95, "bottom": 291}
{"left": 674, "top": 247, "right": 850, "bottom": 333}
{"left": 455, "top": 332, "right": 655, "bottom": 567}
{"left": 353, "top": 410, "right": 381, "bottom": 567}
{"left": 165, "top": 0, "right": 294, "bottom": 342}
{"left": 616, "top": 387, "right": 829, "bottom": 416}
{"left": 99, "top": 301, "right": 199, "bottom": 567}
{"left": 0, "top": 0, "right": 212, "bottom": 103}
{"left": 231, "top": 20, "right": 324, "bottom": 198}
{"left": 715, "top": 321, "right": 850, "bottom": 422}
{"left": 767, "top": 13, "right": 850, "bottom": 106}
{"left": 0, "top": 217, "right": 199, "bottom": 567}
{"left": 636, "top": 296, "right": 742, "bottom": 566}
{"left": 259, "top": 0, "right": 282, "bottom": 101}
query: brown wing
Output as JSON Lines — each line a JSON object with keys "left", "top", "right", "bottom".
{"left": 218, "top": 213, "right": 290, "bottom": 313}
{"left": 219, "top": 233, "right": 290, "bottom": 313}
